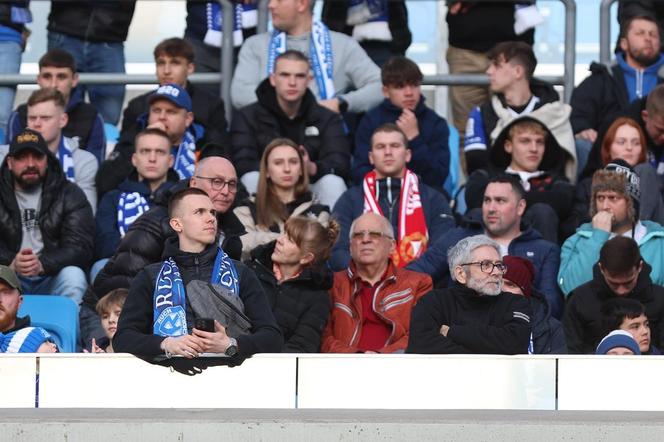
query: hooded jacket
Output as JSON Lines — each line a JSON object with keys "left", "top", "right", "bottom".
{"left": 0, "top": 150, "right": 94, "bottom": 275}
{"left": 564, "top": 262, "right": 664, "bottom": 354}
{"left": 113, "top": 237, "right": 283, "bottom": 358}
{"left": 353, "top": 97, "right": 451, "bottom": 192}
{"left": 406, "top": 284, "right": 532, "bottom": 354}
{"left": 247, "top": 241, "right": 333, "bottom": 353}
{"left": 321, "top": 261, "right": 432, "bottom": 353}
{"left": 231, "top": 78, "right": 350, "bottom": 182}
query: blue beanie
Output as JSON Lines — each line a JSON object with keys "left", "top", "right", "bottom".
{"left": 0, "top": 327, "right": 53, "bottom": 353}
{"left": 596, "top": 330, "right": 641, "bottom": 355}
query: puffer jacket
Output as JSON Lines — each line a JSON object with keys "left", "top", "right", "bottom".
{"left": 0, "top": 151, "right": 94, "bottom": 275}
{"left": 321, "top": 261, "right": 432, "bottom": 353}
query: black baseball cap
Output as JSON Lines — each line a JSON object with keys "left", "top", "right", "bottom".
{"left": 9, "top": 129, "right": 49, "bottom": 157}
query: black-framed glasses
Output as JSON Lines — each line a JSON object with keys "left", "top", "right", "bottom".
{"left": 460, "top": 260, "right": 507, "bottom": 274}
{"left": 194, "top": 176, "right": 238, "bottom": 192}
{"left": 351, "top": 230, "right": 393, "bottom": 241}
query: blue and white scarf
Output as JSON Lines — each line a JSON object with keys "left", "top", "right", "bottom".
{"left": 347, "top": 0, "right": 388, "bottom": 26}
{"left": 267, "top": 20, "right": 335, "bottom": 100}
{"left": 153, "top": 248, "right": 239, "bottom": 337}
{"left": 204, "top": 1, "right": 255, "bottom": 48}
{"left": 117, "top": 192, "right": 150, "bottom": 237}
{"left": 0, "top": 327, "right": 53, "bottom": 353}
{"left": 173, "top": 130, "right": 197, "bottom": 179}
{"left": 57, "top": 137, "right": 75, "bottom": 182}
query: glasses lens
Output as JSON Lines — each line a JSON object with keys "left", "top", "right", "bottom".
{"left": 368, "top": 231, "right": 383, "bottom": 240}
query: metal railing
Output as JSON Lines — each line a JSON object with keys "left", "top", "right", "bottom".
{"left": 599, "top": 0, "right": 617, "bottom": 65}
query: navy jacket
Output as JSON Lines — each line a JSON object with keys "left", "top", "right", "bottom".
{"left": 530, "top": 288, "right": 567, "bottom": 354}
{"left": 408, "top": 209, "right": 564, "bottom": 319}
{"left": 330, "top": 177, "right": 455, "bottom": 271}
{"left": 354, "top": 97, "right": 450, "bottom": 192}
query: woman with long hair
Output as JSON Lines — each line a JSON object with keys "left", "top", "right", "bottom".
{"left": 246, "top": 216, "right": 340, "bottom": 352}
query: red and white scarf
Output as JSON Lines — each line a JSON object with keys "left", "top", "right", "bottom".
{"left": 363, "top": 170, "right": 428, "bottom": 267}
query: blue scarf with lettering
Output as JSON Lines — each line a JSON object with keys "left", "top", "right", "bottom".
{"left": 117, "top": 192, "right": 150, "bottom": 237}
{"left": 204, "top": 1, "right": 254, "bottom": 48}
{"left": 173, "top": 130, "right": 197, "bottom": 179}
{"left": 267, "top": 20, "right": 335, "bottom": 100}
{"left": 153, "top": 248, "right": 239, "bottom": 337}
{"left": 57, "top": 137, "right": 75, "bottom": 182}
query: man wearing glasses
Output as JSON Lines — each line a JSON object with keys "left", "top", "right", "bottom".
{"left": 407, "top": 235, "right": 532, "bottom": 354}
{"left": 321, "top": 212, "right": 432, "bottom": 353}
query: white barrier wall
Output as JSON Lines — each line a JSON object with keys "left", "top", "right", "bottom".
{"left": 0, "top": 355, "right": 36, "bottom": 408}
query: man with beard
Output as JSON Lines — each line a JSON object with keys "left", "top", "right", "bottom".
{"left": 407, "top": 234, "right": 532, "bottom": 354}
{"left": 0, "top": 129, "right": 94, "bottom": 306}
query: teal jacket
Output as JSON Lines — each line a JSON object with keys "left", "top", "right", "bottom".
{"left": 558, "top": 221, "right": 664, "bottom": 296}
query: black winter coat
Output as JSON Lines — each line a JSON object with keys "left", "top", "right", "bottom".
{"left": 0, "top": 153, "right": 94, "bottom": 275}
{"left": 48, "top": 0, "right": 136, "bottom": 43}
{"left": 247, "top": 242, "right": 332, "bottom": 353}
{"left": 564, "top": 262, "right": 664, "bottom": 354}
{"left": 113, "top": 238, "right": 283, "bottom": 358}
{"left": 530, "top": 289, "right": 567, "bottom": 354}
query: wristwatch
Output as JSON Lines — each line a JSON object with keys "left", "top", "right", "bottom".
{"left": 224, "top": 337, "right": 238, "bottom": 357}
{"left": 337, "top": 96, "right": 348, "bottom": 114}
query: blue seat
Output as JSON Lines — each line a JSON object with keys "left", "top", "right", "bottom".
{"left": 17, "top": 295, "right": 79, "bottom": 353}
{"left": 444, "top": 125, "right": 460, "bottom": 197}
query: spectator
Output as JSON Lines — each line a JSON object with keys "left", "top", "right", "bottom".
{"left": 353, "top": 56, "right": 451, "bottom": 192}
{"left": 81, "top": 156, "right": 246, "bottom": 347}
{"left": 47, "top": 0, "right": 136, "bottom": 125}
{"left": 231, "top": 0, "right": 382, "bottom": 114}
{"left": 331, "top": 123, "right": 454, "bottom": 271}
{"left": 602, "top": 297, "right": 661, "bottom": 355}
{"left": 409, "top": 175, "right": 563, "bottom": 319}
{"left": 232, "top": 50, "right": 350, "bottom": 207}
{"left": 321, "top": 212, "right": 432, "bottom": 353}
{"left": 93, "top": 129, "right": 179, "bottom": 276}
{"left": 572, "top": 14, "right": 663, "bottom": 178}
{"left": 558, "top": 161, "right": 664, "bottom": 295}
{"left": 6, "top": 49, "right": 106, "bottom": 163}
{"left": 0, "top": 129, "right": 93, "bottom": 306}
{"left": 595, "top": 329, "right": 641, "bottom": 355}
{"left": 113, "top": 187, "right": 283, "bottom": 359}
{"left": 624, "top": 83, "right": 664, "bottom": 179}
{"left": 87, "top": 287, "right": 128, "bottom": 353}
{"left": 234, "top": 138, "right": 330, "bottom": 260}
{"left": 465, "top": 116, "right": 575, "bottom": 243}
{"left": 0, "top": 0, "right": 30, "bottom": 135}
{"left": 464, "top": 41, "right": 576, "bottom": 181}
{"left": 246, "top": 216, "right": 339, "bottom": 353}
{"left": 321, "top": 0, "right": 411, "bottom": 67}
{"left": 22, "top": 88, "right": 98, "bottom": 212}
{"left": 564, "top": 236, "right": 664, "bottom": 354}
{"left": 569, "top": 118, "right": 664, "bottom": 231}
{"left": 502, "top": 255, "right": 566, "bottom": 354}
{"left": 407, "top": 234, "right": 532, "bottom": 354}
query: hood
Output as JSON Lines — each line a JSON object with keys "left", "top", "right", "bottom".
{"left": 255, "top": 77, "right": 317, "bottom": 120}
{"left": 616, "top": 52, "right": 664, "bottom": 76}
{"left": 529, "top": 78, "right": 561, "bottom": 105}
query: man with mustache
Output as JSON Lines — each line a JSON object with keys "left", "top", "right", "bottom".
{"left": 407, "top": 234, "right": 532, "bottom": 355}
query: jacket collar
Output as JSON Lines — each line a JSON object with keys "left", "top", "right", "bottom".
{"left": 255, "top": 77, "right": 317, "bottom": 121}
{"left": 162, "top": 236, "right": 219, "bottom": 268}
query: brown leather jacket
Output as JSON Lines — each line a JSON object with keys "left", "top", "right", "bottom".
{"left": 321, "top": 261, "right": 432, "bottom": 353}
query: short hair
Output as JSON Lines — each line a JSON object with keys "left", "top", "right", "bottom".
{"left": 507, "top": 120, "right": 547, "bottom": 142}
{"left": 153, "top": 37, "right": 194, "bottom": 63}
{"left": 601, "top": 297, "right": 646, "bottom": 336}
{"left": 619, "top": 14, "right": 659, "bottom": 40}
{"left": 600, "top": 117, "right": 647, "bottom": 166}
{"left": 645, "top": 83, "right": 664, "bottom": 117}
{"left": 168, "top": 187, "right": 209, "bottom": 219}
{"left": 27, "top": 88, "right": 66, "bottom": 110}
{"left": 39, "top": 49, "right": 77, "bottom": 73}
{"left": 348, "top": 213, "right": 394, "bottom": 241}
{"left": 487, "top": 41, "right": 537, "bottom": 81}
{"left": 599, "top": 236, "right": 642, "bottom": 275}
{"left": 274, "top": 49, "right": 310, "bottom": 67}
{"left": 370, "top": 123, "right": 408, "bottom": 149}
{"left": 134, "top": 127, "right": 171, "bottom": 150}
{"left": 95, "top": 288, "right": 129, "bottom": 316}
{"left": 486, "top": 174, "right": 527, "bottom": 201}
{"left": 381, "top": 56, "right": 423, "bottom": 88}
{"left": 448, "top": 235, "right": 501, "bottom": 281}
{"left": 284, "top": 216, "right": 340, "bottom": 265}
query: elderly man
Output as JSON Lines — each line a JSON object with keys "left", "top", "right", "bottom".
{"left": 321, "top": 212, "right": 432, "bottom": 353}
{"left": 407, "top": 235, "right": 532, "bottom": 354}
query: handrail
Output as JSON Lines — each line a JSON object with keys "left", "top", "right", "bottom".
{"left": 600, "top": 0, "right": 617, "bottom": 65}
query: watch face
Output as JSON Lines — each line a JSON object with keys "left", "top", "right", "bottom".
{"left": 225, "top": 344, "right": 238, "bottom": 357}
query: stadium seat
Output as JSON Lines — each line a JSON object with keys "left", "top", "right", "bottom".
{"left": 444, "top": 125, "right": 460, "bottom": 197}
{"left": 17, "top": 295, "right": 79, "bottom": 353}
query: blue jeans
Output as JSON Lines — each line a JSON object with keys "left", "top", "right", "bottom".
{"left": 18, "top": 266, "right": 88, "bottom": 306}
{"left": 89, "top": 258, "right": 109, "bottom": 284}
{"left": 0, "top": 40, "right": 21, "bottom": 135}
{"left": 47, "top": 31, "right": 125, "bottom": 125}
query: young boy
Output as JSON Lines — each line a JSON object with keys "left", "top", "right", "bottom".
{"left": 89, "top": 288, "right": 128, "bottom": 353}
{"left": 602, "top": 297, "right": 661, "bottom": 355}
{"left": 353, "top": 56, "right": 451, "bottom": 192}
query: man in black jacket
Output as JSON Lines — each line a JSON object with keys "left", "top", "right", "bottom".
{"left": 564, "top": 236, "right": 664, "bottom": 354}
{"left": 0, "top": 129, "right": 94, "bottom": 306}
{"left": 113, "top": 187, "right": 282, "bottom": 358}
{"left": 231, "top": 49, "right": 350, "bottom": 208}
{"left": 407, "top": 234, "right": 532, "bottom": 354}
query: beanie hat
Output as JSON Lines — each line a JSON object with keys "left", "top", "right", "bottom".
{"left": 503, "top": 256, "right": 535, "bottom": 298}
{"left": 590, "top": 159, "right": 640, "bottom": 221}
{"left": 595, "top": 330, "right": 641, "bottom": 355}
{"left": 0, "top": 327, "right": 54, "bottom": 353}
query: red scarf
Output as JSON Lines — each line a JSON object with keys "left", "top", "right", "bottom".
{"left": 363, "top": 170, "right": 428, "bottom": 267}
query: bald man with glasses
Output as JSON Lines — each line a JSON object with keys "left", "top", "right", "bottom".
{"left": 321, "top": 212, "right": 432, "bottom": 353}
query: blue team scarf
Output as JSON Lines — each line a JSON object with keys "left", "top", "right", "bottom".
{"left": 117, "top": 191, "right": 150, "bottom": 237}
{"left": 173, "top": 130, "right": 197, "bottom": 179}
{"left": 347, "top": 0, "right": 388, "bottom": 26}
{"left": 205, "top": 1, "right": 254, "bottom": 48}
{"left": 57, "top": 137, "right": 75, "bottom": 182}
{"left": 267, "top": 20, "right": 335, "bottom": 100}
{"left": 153, "top": 248, "right": 239, "bottom": 337}
{"left": 0, "top": 327, "right": 53, "bottom": 353}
